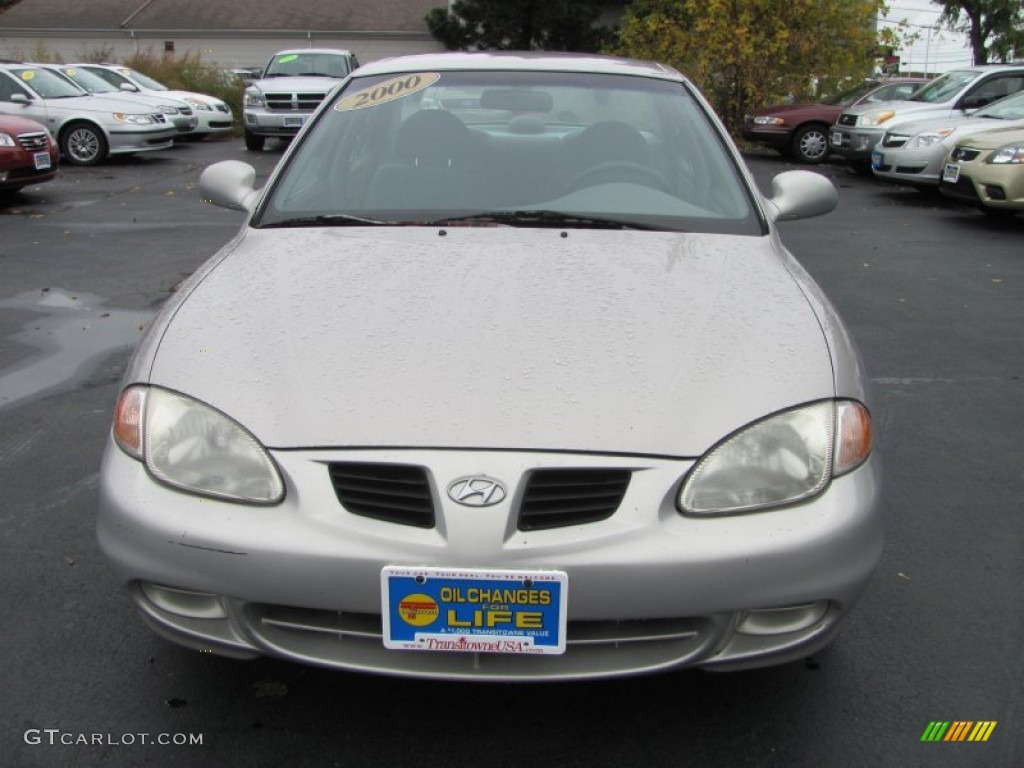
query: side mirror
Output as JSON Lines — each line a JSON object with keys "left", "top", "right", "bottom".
{"left": 11, "top": 93, "right": 30, "bottom": 105}
{"left": 199, "top": 160, "right": 260, "bottom": 212}
{"left": 765, "top": 170, "right": 838, "bottom": 222}
{"left": 119, "top": 82, "right": 139, "bottom": 93}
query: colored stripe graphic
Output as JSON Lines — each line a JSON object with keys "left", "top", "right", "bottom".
{"left": 920, "top": 721, "right": 996, "bottom": 742}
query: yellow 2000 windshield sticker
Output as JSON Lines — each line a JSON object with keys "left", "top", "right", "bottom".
{"left": 335, "top": 73, "right": 440, "bottom": 112}
{"left": 20, "top": 70, "right": 35, "bottom": 80}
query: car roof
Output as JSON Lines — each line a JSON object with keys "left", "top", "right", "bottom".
{"left": 270, "top": 48, "right": 354, "bottom": 56}
{"left": 355, "top": 51, "right": 684, "bottom": 82}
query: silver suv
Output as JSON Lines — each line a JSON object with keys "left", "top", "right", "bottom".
{"left": 242, "top": 48, "right": 359, "bottom": 151}
{"left": 830, "top": 64, "right": 1024, "bottom": 171}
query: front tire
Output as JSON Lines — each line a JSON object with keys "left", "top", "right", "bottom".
{"left": 791, "top": 124, "right": 830, "bottom": 164}
{"left": 61, "top": 122, "right": 108, "bottom": 166}
{"left": 244, "top": 129, "right": 265, "bottom": 151}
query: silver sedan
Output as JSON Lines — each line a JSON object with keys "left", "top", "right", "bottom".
{"left": 872, "top": 90, "right": 1024, "bottom": 187}
{"left": 97, "top": 52, "right": 882, "bottom": 681}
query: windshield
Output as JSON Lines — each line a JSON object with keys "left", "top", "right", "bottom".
{"left": 10, "top": 67, "right": 84, "bottom": 98}
{"left": 976, "top": 90, "right": 1024, "bottom": 119}
{"left": 262, "top": 52, "right": 353, "bottom": 78}
{"left": 909, "top": 70, "right": 977, "bottom": 103}
{"left": 257, "top": 70, "right": 762, "bottom": 235}
{"left": 823, "top": 81, "right": 879, "bottom": 106}
{"left": 121, "top": 68, "right": 168, "bottom": 91}
{"left": 54, "top": 66, "right": 119, "bottom": 94}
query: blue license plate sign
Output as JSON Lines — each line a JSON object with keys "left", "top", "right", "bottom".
{"left": 871, "top": 150, "right": 883, "bottom": 170}
{"left": 382, "top": 566, "right": 568, "bottom": 655}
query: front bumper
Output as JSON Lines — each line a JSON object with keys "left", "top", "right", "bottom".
{"left": 97, "top": 443, "right": 883, "bottom": 681}
{"left": 106, "top": 126, "right": 176, "bottom": 155}
{"left": 193, "top": 107, "right": 234, "bottom": 134}
{"left": 243, "top": 107, "right": 313, "bottom": 138}
{"left": 829, "top": 125, "right": 883, "bottom": 161}
{"left": 741, "top": 124, "right": 792, "bottom": 151}
{"left": 871, "top": 144, "right": 949, "bottom": 186}
{"left": 940, "top": 161, "right": 1024, "bottom": 211}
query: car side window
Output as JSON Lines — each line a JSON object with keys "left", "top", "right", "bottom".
{"left": 962, "top": 75, "right": 1024, "bottom": 109}
{"left": 0, "top": 73, "right": 31, "bottom": 101}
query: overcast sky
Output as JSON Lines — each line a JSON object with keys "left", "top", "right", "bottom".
{"left": 882, "top": 1, "right": 974, "bottom": 73}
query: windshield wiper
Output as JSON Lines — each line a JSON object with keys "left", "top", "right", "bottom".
{"left": 261, "top": 214, "right": 395, "bottom": 228}
{"left": 423, "top": 210, "right": 658, "bottom": 230}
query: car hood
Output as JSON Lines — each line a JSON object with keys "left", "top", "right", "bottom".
{"left": 39, "top": 94, "right": 163, "bottom": 115}
{"left": 954, "top": 124, "right": 1024, "bottom": 149}
{"left": 885, "top": 113, "right": 1009, "bottom": 138}
{"left": 752, "top": 103, "right": 840, "bottom": 119}
{"left": 840, "top": 98, "right": 931, "bottom": 117}
{"left": 145, "top": 227, "right": 834, "bottom": 456}
{"left": 250, "top": 76, "right": 343, "bottom": 93}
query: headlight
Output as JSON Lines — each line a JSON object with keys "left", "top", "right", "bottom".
{"left": 113, "top": 113, "right": 155, "bottom": 125}
{"left": 859, "top": 110, "right": 895, "bottom": 127}
{"left": 752, "top": 116, "right": 785, "bottom": 126}
{"left": 988, "top": 142, "right": 1024, "bottom": 164}
{"left": 184, "top": 97, "right": 213, "bottom": 111}
{"left": 113, "top": 385, "right": 285, "bottom": 504}
{"left": 244, "top": 90, "right": 265, "bottom": 108}
{"left": 0, "top": 132, "right": 15, "bottom": 147}
{"left": 907, "top": 129, "right": 953, "bottom": 149}
{"left": 678, "top": 400, "right": 871, "bottom": 516}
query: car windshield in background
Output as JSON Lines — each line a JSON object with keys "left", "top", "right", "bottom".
{"left": 54, "top": 66, "right": 120, "bottom": 94}
{"left": 976, "top": 90, "right": 1024, "bottom": 119}
{"left": 11, "top": 67, "right": 83, "bottom": 99}
{"left": 119, "top": 68, "right": 168, "bottom": 91}
{"left": 263, "top": 52, "right": 353, "bottom": 78}
{"left": 822, "top": 81, "right": 880, "bottom": 106}
{"left": 257, "top": 70, "right": 761, "bottom": 235}
{"left": 908, "top": 70, "right": 976, "bottom": 103}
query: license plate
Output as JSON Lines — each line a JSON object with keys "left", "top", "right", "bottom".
{"left": 871, "top": 150, "right": 883, "bottom": 170}
{"left": 33, "top": 152, "right": 51, "bottom": 170}
{"left": 382, "top": 566, "right": 568, "bottom": 655}
{"left": 942, "top": 163, "right": 960, "bottom": 183}
{"left": 830, "top": 130, "right": 844, "bottom": 146}
{"left": 283, "top": 116, "right": 305, "bottom": 128}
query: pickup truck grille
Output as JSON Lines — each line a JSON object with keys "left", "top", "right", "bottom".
{"left": 265, "top": 92, "right": 326, "bottom": 112}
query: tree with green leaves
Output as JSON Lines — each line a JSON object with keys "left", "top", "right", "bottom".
{"left": 613, "top": 0, "right": 909, "bottom": 134}
{"left": 425, "top": 0, "right": 615, "bottom": 52}
{"left": 932, "top": 1, "right": 1024, "bottom": 64}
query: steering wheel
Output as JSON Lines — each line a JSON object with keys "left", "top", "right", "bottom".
{"left": 565, "top": 161, "right": 671, "bottom": 194}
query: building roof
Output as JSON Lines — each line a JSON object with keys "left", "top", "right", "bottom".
{"left": 0, "top": 0, "right": 441, "bottom": 33}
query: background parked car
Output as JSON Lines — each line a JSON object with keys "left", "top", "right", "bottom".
{"left": 871, "top": 89, "right": 1024, "bottom": 189}
{"left": 830, "top": 64, "right": 1024, "bottom": 171}
{"left": 743, "top": 78, "right": 927, "bottom": 164}
{"left": 0, "top": 63, "right": 175, "bottom": 166}
{"left": 242, "top": 48, "right": 359, "bottom": 151}
{"left": 940, "top": 125, "right": 1024, "bottom": 216}
{"left": 0, "top": 113, "right": 58, "bottom": 193}
{"left": 38, "top": 64, "right": 199, "bottom": 138}
{"left": 72, "top": 63, "right": 234, "bottom": 141}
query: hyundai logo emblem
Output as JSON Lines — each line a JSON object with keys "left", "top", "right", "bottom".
{"left": 447, "top": 476, "right": 507, "bottom": 507}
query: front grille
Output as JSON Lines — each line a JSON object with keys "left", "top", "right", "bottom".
{"left": 265, "top": 92, "right": 325, "bottom": 111}
{"left": 329, "top": 462, "right": 434, "bottom": 528}
{"left": 17, "top": 131, "right": 49, "bottom": 151}
{"left": 838, "top": 114, "right": 857, "bottom": 127}
{"left": 153, "top": 114, "right": 167, "bottom": 123}
{"left": 952, "top": 147, "right": 981, "bottom": 162}
{"left": 243, "top": 602, "right": 717, "bottom": 678}
{"left": 518, "top": 468, "right": 631, "bottom": 531}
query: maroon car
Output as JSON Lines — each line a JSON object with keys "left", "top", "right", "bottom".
{"left": 743, "top": 78, "right": 928, "bottom": 164}
{"left": 0, "top": 114, "right": 59, "bottom": 194}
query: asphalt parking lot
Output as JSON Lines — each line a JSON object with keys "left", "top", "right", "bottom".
{"left": 1, "top": 138, "right": 1021, "bottom": 768}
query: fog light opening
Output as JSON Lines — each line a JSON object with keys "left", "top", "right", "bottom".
{"left": 984, "top": 185, "right": 1007, "bottom": 201}
{"left": 736, "top": 601, "right": 830, "bottom": 636}
{"left": 140, "top": 582, "right": 228, "bottom": 619}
